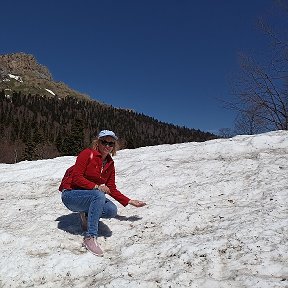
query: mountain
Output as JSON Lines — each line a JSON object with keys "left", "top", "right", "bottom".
{"left": 0, "top": 52, "right": 217, "bottom": 164}
{"left": 0, "top": 53, "right": 90, "bottom": 100}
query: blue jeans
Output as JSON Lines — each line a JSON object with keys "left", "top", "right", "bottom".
{"left": 61, "top": 189, "right": 117, "bottom": 237}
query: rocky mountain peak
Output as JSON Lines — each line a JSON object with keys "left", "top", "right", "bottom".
{"left": 0, "top": 52, "right": 90, "bottom": 100}
{"left": 0, "top": 52, "right": 52, "bottom": 81}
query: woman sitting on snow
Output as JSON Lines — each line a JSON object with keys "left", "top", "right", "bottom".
{"left": 59, "top": 130, "right": 146, "bottom": 256}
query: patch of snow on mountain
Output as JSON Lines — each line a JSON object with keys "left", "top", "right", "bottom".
{"left": 8, "top": 73, "right": 23, "bottom": 83}
{"left": 45, "top": 88, "right": 55, "bottom": 96}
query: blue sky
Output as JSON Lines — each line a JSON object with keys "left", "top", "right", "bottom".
{"left": 1, "top": 0, "right": 274, "bottom": 133}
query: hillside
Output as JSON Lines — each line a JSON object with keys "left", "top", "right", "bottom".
{"left": 0, "top": 53, "right": 216, "bottom": 163}
{"left": 0, "top": 130, "right": 287, "bottom": 287}
{"left": 0, "top": 53, "right": 90, "bottom": 100}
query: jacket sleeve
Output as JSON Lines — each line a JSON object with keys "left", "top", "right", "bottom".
{"left": 106, "top": 166, "right": 130, "bottom": 206}
{"left": 71, "top": 149, "right": 95, "bottom": 189}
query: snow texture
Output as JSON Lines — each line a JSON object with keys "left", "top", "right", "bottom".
{"left": 0, "top": 131, "right": 288, "bottom": 288}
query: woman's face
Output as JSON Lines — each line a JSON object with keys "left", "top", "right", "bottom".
{"left": 98, "top": 136, "right": 116, "bottom": 156}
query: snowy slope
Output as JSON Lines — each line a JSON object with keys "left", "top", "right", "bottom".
{"left": 0, "top": 131, "right": 288, "bottom": 288}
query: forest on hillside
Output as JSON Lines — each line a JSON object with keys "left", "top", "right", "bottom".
{"left": 0, "top": 90, "right": 216, "bottom": 163}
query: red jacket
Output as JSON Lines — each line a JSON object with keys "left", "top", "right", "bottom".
{"left": 59, "top": 148, "right": 130, "bottom": 206}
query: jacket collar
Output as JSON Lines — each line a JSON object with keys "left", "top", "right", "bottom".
{"left": 91, "top": 148, "right": 113, "bottom": 163}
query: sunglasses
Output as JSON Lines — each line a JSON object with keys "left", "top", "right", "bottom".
{"left": 100, "top": 139, "right": 115, "bottom": 147}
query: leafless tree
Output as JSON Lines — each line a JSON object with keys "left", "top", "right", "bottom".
{"left": 228, "top": 0, "right": 288, "bottom": 134}
{"left": 218, "top": 127, "right": 234, "bottom": 138}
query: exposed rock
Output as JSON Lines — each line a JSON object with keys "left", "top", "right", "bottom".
{"left": 0, "top": 52, "right": 90, "bottom": 100}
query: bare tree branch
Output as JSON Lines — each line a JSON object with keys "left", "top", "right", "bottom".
{"left": 226, "top": 1, "right": 288, "bottom": 133}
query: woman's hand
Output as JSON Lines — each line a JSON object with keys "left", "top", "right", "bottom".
{"left": 128, "top": 199, "right": 146, "bottom": 207}
{"left": 98, "top": 184, "right": 111, "bottom": 195}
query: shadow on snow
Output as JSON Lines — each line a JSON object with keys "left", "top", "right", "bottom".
{"left": 55, "top": 213, "right": 142, "bottom": 238}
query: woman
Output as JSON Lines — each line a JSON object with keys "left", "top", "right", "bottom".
{"left": 60, "top": 130, "right": 146, "bottom": 256}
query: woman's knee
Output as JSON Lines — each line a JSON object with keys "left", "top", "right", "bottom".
{"left": 96, "top": 191, "right": 107, "bottom": 204}
{"left": 103, "top": 201, "right": 117, "bottom": 218}
{"left": 110, "top": 204, "right": 118, "bottom": 218}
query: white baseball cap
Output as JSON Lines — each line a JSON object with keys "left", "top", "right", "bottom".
{"left": 98, "top": 130, "right": 118, "bottom": 140}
